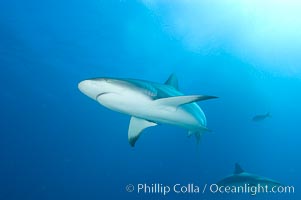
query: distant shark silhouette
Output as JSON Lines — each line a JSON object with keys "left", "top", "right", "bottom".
{"left": 78, "top": 74, "right": 217, "bottom": 146}
{"left": 252, "top": 112, "right": 271, "bottom": 122}
{"left": 217, "top": 163, "right": 281, "bottom": 187}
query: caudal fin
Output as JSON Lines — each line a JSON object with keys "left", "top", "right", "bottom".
{"left": 188, "top": 127, "right": 211, "bottom": 144}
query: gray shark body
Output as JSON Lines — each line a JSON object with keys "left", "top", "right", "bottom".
{"left": 217, "top": 163, "right": 281, "bottom": 187}
{"left": 78, "top": 74, "right": 217, "bottom": 146}
{"left": 252, "top": 112, "right": 271, "bottom": 122}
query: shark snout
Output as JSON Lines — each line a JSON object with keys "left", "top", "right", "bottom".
{"left": 78, "top": 79, "right": 101, "bottom": 100}
{"left": 78, "top": 80, "right": 90, "bottom": 93}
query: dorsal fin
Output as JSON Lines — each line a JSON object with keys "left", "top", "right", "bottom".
{"left": 165, "top": 74, "right": 179, "bottom": 90}
{"left": 234, "top": 163, "right": 245, "bottom": 174}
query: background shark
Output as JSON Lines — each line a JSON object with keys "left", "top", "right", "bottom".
{"left": 252, "top": 112, "right": 271, "bottom": 122}
{"left": 78, "top": 74, "right": 217, "bottom": 146}
{"left": 217, "top": 163, "right": 282, "bottom": 187}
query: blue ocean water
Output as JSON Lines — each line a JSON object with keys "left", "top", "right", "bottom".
{"left": 0, "top": 0, "right": 300, "bottom": 199}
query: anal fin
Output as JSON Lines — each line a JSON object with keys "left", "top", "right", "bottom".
{"left": 128, "top": 117, "right": 157, "bottom": 147}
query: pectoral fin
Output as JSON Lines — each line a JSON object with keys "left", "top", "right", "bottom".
{"left": 155, "top": 95, "right": 218, "bottom": 107}
{"left": 128, "top": 117, "right": 157, "bottom": 147}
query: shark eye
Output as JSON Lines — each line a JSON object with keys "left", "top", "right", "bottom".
{"left": 104, "top": 79, "right": 111, "bottom": 83}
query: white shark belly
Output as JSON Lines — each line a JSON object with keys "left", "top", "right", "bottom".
{"left": 97, "top": 93, "right": 203, "bottom": 130}
{"left": 145, "top": 107, "right": 202, "bottom": 129}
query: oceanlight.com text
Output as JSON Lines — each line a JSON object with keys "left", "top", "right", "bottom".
{"left": 209, "top": 183, "right": 295, "bottom": 196}
{"left": 125, "top": 183, "right": 295, "bottom": 196}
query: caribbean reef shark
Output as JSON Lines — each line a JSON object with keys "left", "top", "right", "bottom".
{"left": 78, "top": 74, "right": 217, "bottom": 147}
{"left": 252, "top": 112, "right": 271, "bottom": 122}
{"left": 217, "top": 163, "right": 281, "bottom": 187}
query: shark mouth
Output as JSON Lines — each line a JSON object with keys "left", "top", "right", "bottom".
{"left": 95, "top": 92, "right": 110, "bottom": 100}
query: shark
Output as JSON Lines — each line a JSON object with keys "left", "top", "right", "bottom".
{"left": 217, "top": 163, "right": 281, "bottom": 187}
{"left": 252, "top": 112, "right": 271, "bottom": 122}
{"left": 78, "top": 74, "right": 217, "bottom": 147}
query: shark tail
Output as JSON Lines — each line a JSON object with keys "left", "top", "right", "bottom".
{"left": 188, "top": 127, "right": 212, "bottom": 144}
